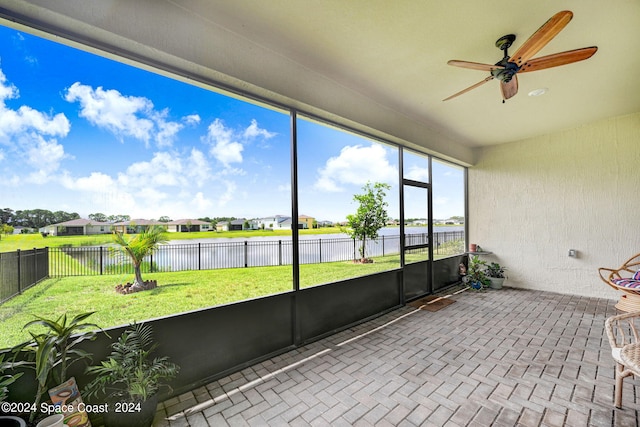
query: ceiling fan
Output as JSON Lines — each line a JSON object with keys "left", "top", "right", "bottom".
{"left": 443, "top": 10, "right": 597, "bottom": 102}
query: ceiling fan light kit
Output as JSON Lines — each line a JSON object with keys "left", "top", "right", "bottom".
{"left": 444, "top": 10, "right": 597, "bottom": 102}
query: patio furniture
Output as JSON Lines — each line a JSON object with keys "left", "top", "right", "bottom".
{"left": 599, "top": 253, "right": 640, "bottom": 312}
{"left": 605, "top": 311, "right": 640, "bottom": 408}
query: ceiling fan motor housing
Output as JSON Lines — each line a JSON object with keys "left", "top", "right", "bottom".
{"left": 491, "top": 61, "right": 520, "bottom": 82}
{"left": 492, "top": 34, "right": 519, "bottom": 82}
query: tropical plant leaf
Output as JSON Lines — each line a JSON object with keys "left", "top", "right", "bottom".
{"left": 83, "top": 322, "right": 178, "bottom": 402}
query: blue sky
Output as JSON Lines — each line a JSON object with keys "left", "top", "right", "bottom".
{"left": 0, "top": 24, "right": 464, "bottom": 223}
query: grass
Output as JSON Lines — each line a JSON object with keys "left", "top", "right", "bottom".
{"left": 0, "top": 234, "right": 464, "bottom": 349}
{"left": 0, "top": 227, "right": 345, "bottom": 252}
{"left": 0, "top": 255, "right": 404, "bottom": 349}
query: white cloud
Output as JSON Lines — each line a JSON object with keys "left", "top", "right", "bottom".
{"left": 24, "top": 135, "right": 67, "bottom": 176}
{"left": 0, "top": 106, "right": 70, "bottom": 144}
{"left": 184, "top": 114, "right": 201, "bottom": 125}
{"left": 434, "top": 196, "right": 450, "bottom": 206}
{"left": 191, "top": 191, "right": 212, "bottom": 210}
{"left": 65, "top": 82, "right": 153, "bottom": 143}
{"left": 217, "top": 180, "right": 236, "bottom": 207}
{"left": 0, "top": 69, "right": 70, "bottom": 143}
{"left": 67, "top": 171, "right": 116, "bottom": 190}
{"left": 404, "top": 165, "right": 430, "bottom": 182}
{"left": 278, "top": 183, "right": 291, "bottom": 193}
{"left": 0, "top": 174, "right": 20, "bottom": 187}
{"left": 59, "top": 148, "right": 217, "bottom": 217}
{"left": 243, "top": 119, "right": 276, "bottom": 140}
{"left": 153, "top": 110, "right": 184, "bottom": 147}
{"left": 185, "top": 148, "right": 211, "bottom": 186}
{"left": 0, "top": 66, "right": 71, "bottom": 185}
{"left": 0, "top": 68, "right": 18, "bottom": 104}
{"left": 314, "top": 144, "right": 397, "bottom": 192}
{"left": 137, "top": 186, "right": 168, "bottom": 204}
{"left": 204, "top": 118, "right": 244, "bottom": 166}
{"left": 5, "top": 106, "right": 70, "bottom": 138}
{"left": 7, "top": 130, "right": 68, "bottom": 185}
{"left": 64, "top": 82, "right": 184, "bottom": 147}
{"left": 119, "top": 151, "right": 185, "bottom": 188}
{"left": 203, "top": 118, "right": 277, "bottom": 168}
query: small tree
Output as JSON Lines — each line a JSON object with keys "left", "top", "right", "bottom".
{"left": 0, "top": 223, "right": 13, "bottom": 240}
{"left": 345, "top": 182, "right": 391, "bottom": 262}
{"left": 112, "top": 225, "right": 168, "bottom": 291}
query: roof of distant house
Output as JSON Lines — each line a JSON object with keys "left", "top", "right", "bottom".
{"left": 112, "top": 218, "right": 163, "bottom": 226}
{"left": 167, "top": 219, "right": 210, "bottom": 225}
{"left": 49, "top": 218, "right": 110, "bottom": 227}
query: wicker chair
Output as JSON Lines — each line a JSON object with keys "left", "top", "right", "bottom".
{"left": 605, "top": 311, "right": 640, "bottom": 408}
{"left": 599, "top": 253, "right": 640, "bottom": 312}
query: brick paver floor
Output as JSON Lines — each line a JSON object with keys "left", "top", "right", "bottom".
{"left": 154, "top": 287, "right": 637, "bottom": 426}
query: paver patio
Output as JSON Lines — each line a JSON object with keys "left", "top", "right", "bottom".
{"left": 154, "top": 287, "right": 636, "bottom": 426}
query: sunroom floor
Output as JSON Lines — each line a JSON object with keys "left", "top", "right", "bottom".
{"left": 154, "top": 286, "right": 632, "bottom": 426}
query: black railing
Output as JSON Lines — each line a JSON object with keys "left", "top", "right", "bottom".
{"left": 44, "top": 231, "right": 464, "bottom": 277}
{"left": 0, "top": 248, "right": 49, "bottom": 303}
{"left": 0, "top": 232, "right": 464, "bottom": 301}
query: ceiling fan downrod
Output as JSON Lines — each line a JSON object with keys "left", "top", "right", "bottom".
{"left": 492, "top": 34, "right": 519, "bottom": 83}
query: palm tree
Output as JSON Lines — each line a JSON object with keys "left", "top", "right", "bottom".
{"left": 112, "top": 225, "right": 168, "bottom": 291}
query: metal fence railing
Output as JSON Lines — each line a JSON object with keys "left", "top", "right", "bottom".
{"left": 0, "top": 248, "right": 49, "bottom": 303}
{"left": 44, "top": 231, "right": 464, "bottom": 277}
{"left": 0, "top": 232, "right": 464, "bottom": 301}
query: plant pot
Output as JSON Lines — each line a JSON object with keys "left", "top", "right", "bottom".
{"left": 103, "top": 395, "right": 158, "bottom": 427}
{"left": 36, "top": 414, "right": 64, "bottom": 427}
{"left": 489, "top": 277, "right": 505, "bottom": 289}
{"left": 0, "top": 416, "right": 26, "bottom": 427}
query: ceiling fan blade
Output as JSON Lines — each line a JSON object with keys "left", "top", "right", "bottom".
{"left": 500, "top": 75, "right": 518, "bottom": 100}
{"left": 509, "top": 10, "right": 573, "bottom": 67}
{"left": 519, "top": 46, "right": 598, "bottom": 73}
{"left": 443, "top": 76, "right": 494, "bottom": 101}
{"left": 447, "top": 60, "right": 504, "bottom": 72}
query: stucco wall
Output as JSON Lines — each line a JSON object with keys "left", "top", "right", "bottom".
{"left": 469, "top": 112, "right": 640, "bottom": 299}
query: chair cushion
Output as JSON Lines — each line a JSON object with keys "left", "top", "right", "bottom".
{"left": 611, "top": 278, "right": 640, "bottom": 289}
{"left": 612, "top": 347, "right": 623, "bottom": 364}
{"left": 634, "top": 269, "right": 640, "bottom": 280}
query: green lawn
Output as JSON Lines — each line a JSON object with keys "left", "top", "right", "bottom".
{"left": 0, "top": 227, "right": 345, "bottom": 252}
{"left": 0, "top": 255, "right": 402, "bottom": 349}
{"left": 0, "top": 233, "right": 464, "bottom": 349}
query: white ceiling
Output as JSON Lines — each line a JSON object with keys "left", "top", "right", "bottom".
{"left": 1, "top": 0, "right": 639, "bottom": 163}
{"left": 177, "top": 0, "right": 640, "bottom": 146}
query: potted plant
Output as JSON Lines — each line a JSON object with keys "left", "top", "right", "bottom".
{"left": 464, "top": 255, "right": 490, "bottom": 290}
{"left": 0, "top": 352, "right": 23, "bottom": 403}
{"left": 10, "top": 312, "right": 99, "bottom": 425}
{"left": 486, "top": 262, "right": 507, "bottom": 289}
{"left": 83, "top": 323, "right": 179, "bottom": 427}
{"left": 0, "top": 351, "right": 24, "bottom": 427}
